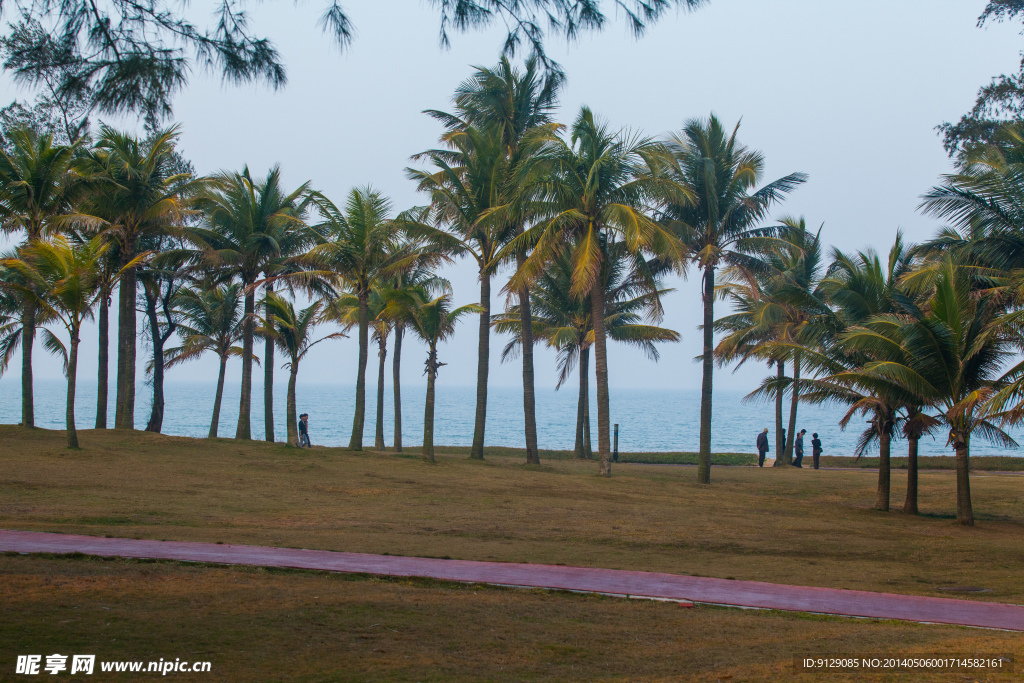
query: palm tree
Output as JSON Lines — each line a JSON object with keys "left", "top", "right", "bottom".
{"left": 507, "top": 106, "right": 684, "bottom": 476}
{"left": 0, "top": 127, "right": 86, "bottom": 428}
{"left": 1, "top": 236, "right": 142, "bottom": 447}
{"left": 661, "top": 115, "right": 806, "bottom": 483}
{"left": 494, "top": 247, "right": 679, "bottom": 459}
{"left": 384, "top": 287, "right": 480, "bottom": 462}
{"left": 164, "top": 283, "right": 246, "bottom": 438}
{"left": 82, "top": 125, "right": 200, "bottom": 430}
{"left": 716, "top": 218, "right": 829, "bottom": 466}
{"left": 193, "top": 165, "right": 311, "bottom": 440}
{"left": 261, "top": 292, "right": 343, "bottom": 447}
{"left": 839, "top": 255, "right": 1014, "bottom": 525}
{"left": 307, "top": 187, "right": 414, "bottom": 451}
{"left": 327, "top": 286, "right": 392, "bottom": 450}
{"left": 408, "top": 123, "right": 517, "bottom": 461}
{"left": 430, "top": 55, "right": 562, "bottom": 464}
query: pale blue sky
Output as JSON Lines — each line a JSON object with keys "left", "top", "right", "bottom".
{"left": 3, "top": 0, "right": 1021, "bottom": 394}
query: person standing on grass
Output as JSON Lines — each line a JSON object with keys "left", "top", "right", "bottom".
{"left": 756, "top": 428, "right": 769, "bottom": 467}
{"left": 811, "top": 433, "right": 822, "bottom": 470}
{"left": 793, "top": 429, "right": 806, "bottom": 468}
{"left": 299, "top": 413, "right": 311, "bottom": 448}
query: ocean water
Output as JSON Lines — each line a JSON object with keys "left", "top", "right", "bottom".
{"left": 2, "top": 377, "right": 1022, "bottom": 457}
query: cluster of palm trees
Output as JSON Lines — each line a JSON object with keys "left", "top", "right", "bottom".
{"left": 714, "top": 124, "right": 1024, "bottom": 526}
{"left": 6, "top": 56, "right": 1018, "bottom": 524}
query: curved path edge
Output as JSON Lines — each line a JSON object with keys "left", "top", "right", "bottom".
{"left": 2, "top": 529, "right": 1021, "bottom": 631}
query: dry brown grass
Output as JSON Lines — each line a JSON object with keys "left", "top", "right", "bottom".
{"left": 1, "top": 554, "right": 1020, "bottom": 682}
{"left": 1, "top": 425, "right": 1023, "bottom": 606}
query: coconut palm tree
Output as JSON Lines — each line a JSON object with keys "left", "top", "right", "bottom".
{"left": 81, "top": 125, "right": 201, "bottom": 430}
{"left": 193, "top": 165, "right": 312, "bottom": 440}
{"left": 164, "top": 283, "right": 246, "bottom": 438}
{"left": 839, "top": 255, "right": 1014, "bottom": 525}
{"left": 308, "top": 187, "right": 416, "bottom": 451}
{"left": 661, "top": 115, "right": 806, "bottom": 483}
{"left": 408, "top": 123, "right": 517, "bottom": 461}
{"left": 1, "top": 235, "right": 143, "bottom": 447}
{"left": 429, "top": 55, "right": 562, "bottom": 463}
{"left": 506, "top": 106, "right": 685, "bottom": 476}
{"left": 261, "top": 291, "right": 344, "bottom": 447}
{"left": 494, "top": 247, "right": 679, "bottom": 459}
{"left": 0, "top": 127, "right": 86, "bottom": 428}
{"left": 384, "top": 287, "right": 480, "bottom": 462}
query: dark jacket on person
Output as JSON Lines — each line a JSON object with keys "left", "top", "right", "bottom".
{"left": 795, "top": 433, "right": 804, "bottom": 455}
{"left": 756, "top": 432, "right": 769, "bottom": 452}
{"left": 811, "top": 437, "right": 822, "bottom": 454}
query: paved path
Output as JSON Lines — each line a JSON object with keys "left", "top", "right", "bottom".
{"left": 2, "top": 529, "right": 1022, "bottom": 631}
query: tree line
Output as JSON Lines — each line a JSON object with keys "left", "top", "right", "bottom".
{"left": 3, "top": 57, "right": 1024, "bottom": 528}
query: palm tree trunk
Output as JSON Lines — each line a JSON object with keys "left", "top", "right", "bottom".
{"left": 470, "top": 272, "right": 490, "bottom": 460}
{"left": 348, "top": 291, "right": 369, "bottom": 450}
{"left": 375, "top": 332, "right": 387, "bottom": 450}
{"left": 287, "top": 364, "right": 299, "bottom": 447}
{"left": 423, "top": 348, "right": 437, "bottom": 463}
{"left": 591, "top": 281, "right": 611, "bottom": 477}
{"left": 115, "top": 267, "right": 137, "bottom": 430}
{"left": 264, "top": 281, "right": 275, "bottom": 443}
{"left": 517, "top": 250, "right": 539, "bottom": 464}
{"left": 20, "top": 302, "right": 36, "bottom": 428}
{"left": 95, "top": 293, "right": 109, "bottom": 429}
{"left": 784, "top": 353, "right": 800, "bottom": 465}
{"left": 235, "top": 287, "right": 255, "bottom": 440}
{"left": 393, "top": 325, "right": 403, "bottom": 453}
{"left": 209, "top": 355, "right": 227, "bottom": 438}
{"left": 575, "top": 345, "right": 586, "bottom": 459}
{"left": 773, "top": 360, "right": 785, "bottom": 466}
{"left": 875, "top": 421, "right": 891, "bottom": 511}
{"left": 66, "top": 333, "right": 80, "bottom": 449}
{"left": 144, "top": 288, "right": 165, "bottom": 433}
{"left": 903, "top": 435, "right": 919, "bottom": 515}
{"left": 954, "top": 438, "right": 974, "bottom": 526}
{"left": 697, "top": 266, "right": 715, "bottom": 484}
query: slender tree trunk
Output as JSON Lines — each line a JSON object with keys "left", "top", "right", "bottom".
{"left": 517, "top": 250, "right": 539, "bottom": 464}
{"left": 144, "top": 289, "right": 165, "bottom": 433}
{"left": 575, "top": 346, "right": 586, "bottom": 459}
{"left": 235, "top": 288, "right": 255, "bottom": 440}
{"left": 422, "top": 349, "right": 437, "bottom": 463}
{"left": 348, "top": 291, "right": 369, "bottom": 450}
{"left": 393, "top": 325, "right": 403, "bottom": 453}
{"left": 20, "top": 303, "right": 36, "bottom": 428}
{"left": 375, "top": 332, "right": 387, "bottom": 450}
{"left": 784, "top": 353, "right": 801, "bottom": 464}
{"left": 591, "top": 281, "right": 612, "bottom": 477}
{"left": 470, "top": 272, "right": 490, "bottom": 460}
{"left": 773, "top": 360, "right": 785, "bottom": 465}
{"left": 697, "top": 266, "right": 715, "bottom": 483}
{"left": 95, "top": 293, "right": 109, "bottom": 429}
{"left": 875, "top": 421, "right": 891, "bottom": 511}
{"left": 264, "top": 282, "right": 275, "bottom": 442}
{"left": 66, "top": 334, "right": 80, "bottom": 449}
{"left": 954, "top": 439, "right": 974, "bottom": 526}
{"left": 287, "top": 364, "right": 299, "bottom": 447}
{"left": 209, "top": 355, "right": 227, "bottom": 438}
{"left": 115, "top": 267, "right": 137, "bottom": 430}
{"left": 903, "top": 435, "right": 919, "bottom": 515}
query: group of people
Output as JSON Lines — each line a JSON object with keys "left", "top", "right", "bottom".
{"left": 755, "top": 428, "right": 822, "bottom": 469}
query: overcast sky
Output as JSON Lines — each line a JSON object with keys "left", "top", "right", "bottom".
{"left": 3, "top": 0, "right": 1021, "bottom": 395}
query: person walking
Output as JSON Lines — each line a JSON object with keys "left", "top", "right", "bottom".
{"left": 811, "top": 432, "right": 822, "bottom": 470}
{"left": 756, "top": 428, "right": 769, "bottom": 467}
{"left": 793, "top": 429, "right": 806, "bottom": 468}
{"left": 299, "top": 413, "right": 312, "bottom": 448}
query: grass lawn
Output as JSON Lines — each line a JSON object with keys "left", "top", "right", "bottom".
{"left": 2, "top": 554, "right": 1020, "bottom": 682}
{"left": 1, "top": 426, "right": 1023, "bottom": 680}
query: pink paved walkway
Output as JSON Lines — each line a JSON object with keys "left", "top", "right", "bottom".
{"left": 2, "top": 529, "right": 1022, "bottom": 631}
